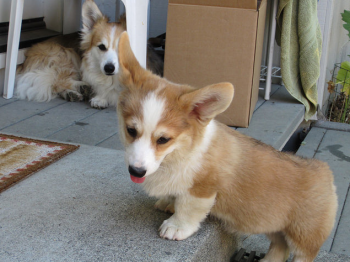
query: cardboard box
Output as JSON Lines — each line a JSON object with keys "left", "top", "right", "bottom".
{"left": 164, "top": 0, "right": 267, "bottom": 127}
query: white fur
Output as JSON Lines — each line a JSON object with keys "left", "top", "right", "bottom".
{"left": 159, "top": 193, "right": 216, "bottom": 240}
{"left": 16, "top": 69, "right": 57, "bottom": 102}
{"left": 81, "top": 61, "right": 120, "bottom": 108}
{"left": 139, "top": 120, "right": 217, "bottom": 239}
{"left": 15, "top": 48, "right": 83, "bottom": 102}
{"left": 81, "top": 27, "right": 121, "bottom": 108}
{"left": 126, "top": 92, "right": 166, "bottom": 175}
{"left": 142, "top": 120, "right": 217, "bottom": 197}
{"left": 142, "top": 92, "right": 165, "bottom": 136}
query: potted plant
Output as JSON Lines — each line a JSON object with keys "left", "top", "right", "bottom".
{"left": 327, "top": 10, "right": 350, "bottom": 124}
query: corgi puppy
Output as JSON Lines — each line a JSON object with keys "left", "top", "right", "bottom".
{"left": 16, "top": 0, "right": 162, "bottom": 108}
{"left": 116, "top": 32, "right": 338, "bottom": 262}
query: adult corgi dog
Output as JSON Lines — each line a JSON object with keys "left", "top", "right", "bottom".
{"left": 79, "top": 0, "right": 127, "bottom": 108}
{"left": 16, "top": 0, "right": 162, "bottom": 108}
{"left": 15, "top": 0, "right": 125, "bottom": 106}
{"left": 116, "top": 32, "right": 337, "bottom": 262}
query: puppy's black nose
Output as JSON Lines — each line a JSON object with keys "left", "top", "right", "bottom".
{"left": 104, "top": 63, "right": 115, "bottom": 74}
{"left": 128, "top": 165, "right": 146, "bottom": 178}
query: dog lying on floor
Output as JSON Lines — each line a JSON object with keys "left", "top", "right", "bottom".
{"left": 116, "top": 32, "right": 337, "bottom": 262}
{"left": 15, "top": 0, "right": 163, "bottom": 108}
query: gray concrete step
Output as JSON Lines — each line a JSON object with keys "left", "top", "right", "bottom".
{"left": 0, "top": 98, "right": 66, "bottom": 130}
{"left": 237, "top": 86, "right": 305, "bottom": 150}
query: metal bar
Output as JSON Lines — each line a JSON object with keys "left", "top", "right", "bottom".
{"left": 264, "top": 0, "right": 278, "bottom": 100}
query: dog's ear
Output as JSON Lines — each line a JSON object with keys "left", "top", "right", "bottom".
{"left": 180, "top": 83, "right": 234, "bottom": 123}
{"left": 82, "top": 0, "right": 105, "bottom": 32}
{"left": 118, "top": 32, "right": 150, "bottom": 89}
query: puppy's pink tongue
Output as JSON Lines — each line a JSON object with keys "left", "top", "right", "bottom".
{"left": 130, "top": 175, "right": 145, "bottom": 184}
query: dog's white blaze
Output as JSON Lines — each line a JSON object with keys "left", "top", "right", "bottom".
{"left": 142, "top": 92, "right": 165, "bottom": 134}
{"left": 99, "top": 26, "right": 119, "bottom": 74}
{"left": 127, "top": 136, "right": 155, "bottom": 169}
{"left": 127, "top": 92, "right": 166, "bottom": 175}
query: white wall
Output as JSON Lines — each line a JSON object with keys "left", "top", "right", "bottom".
{"left": 321, "top": 0, "right": 350, "bottom": 110}
{"left": 94, "top": 0, "right": 118, "bottom": 22}
{"left": 0, "top": 0, "right": 63, "bottom": 32}
{"left": 0, "top": 0, "right": 44, "bottom": 23}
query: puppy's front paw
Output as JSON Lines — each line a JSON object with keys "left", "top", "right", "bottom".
{"left": 155, "top": 198, "right": 175, "bottom": 214}
{"left": 90, "top": 97, "right": 108, "bottom": 109}
{"left": 59, "top": 90, "right": 83, "bottom": 102}
{"left": 159, "top": 218, "right": 198, "bottom": 241}
{"left": 80, "top": 85, "right": 93, "bottom": 101}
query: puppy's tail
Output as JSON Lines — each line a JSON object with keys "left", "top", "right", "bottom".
{"left": 15, "top": 68, "right": 57, "bottom": 102}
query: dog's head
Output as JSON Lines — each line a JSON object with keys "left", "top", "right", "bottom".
{"left": 81, "top": 0, "right": 126, "bottom": 76}
{"left": 117, "top": 32, "right": 234, "bottom": 183}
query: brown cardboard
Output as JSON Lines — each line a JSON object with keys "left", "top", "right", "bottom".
{"left": 164, "top": 0, "right": 267, "bottom": 127}
{"left": 169, "top": 0, "right": 257, "bottom": 9}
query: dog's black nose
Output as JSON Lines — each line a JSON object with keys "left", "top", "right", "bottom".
{"left": 128, "top": 165, "right": 146, "bottom": 178}
{"left": 104, "top": 63, "right": 115, "bottom": 74}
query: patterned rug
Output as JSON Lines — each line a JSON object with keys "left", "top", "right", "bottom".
{"left": 0, "top": 134, "right": 79, "bottom": 193}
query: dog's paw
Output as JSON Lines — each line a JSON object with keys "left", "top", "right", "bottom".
{"left": 80, "top": 85, "right": 93, "bottom": 101}
{"left": 159, "top": 218, "right": 198, "bottom": 241}
{"left": 59, "top": 90, "right": 83, "bottom": 102}
{"left": 90, "top": 97, "right": 108, "bottom": 109}
{"left": 155, "top": 198, "right": 175, "bottom": 214}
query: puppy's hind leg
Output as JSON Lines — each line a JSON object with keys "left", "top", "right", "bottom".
{"left": 55, "top": 73, "right": 84, "bottom": 102}
{"left": 284, "top": 231, "right": 321, "bottom": 262}
{"left": 261, "top": 232, "right": 290, "bottom": 262}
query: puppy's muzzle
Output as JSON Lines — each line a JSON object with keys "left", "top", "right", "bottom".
{"left": 128, "top": 165, "right": 146, "bottom": 178}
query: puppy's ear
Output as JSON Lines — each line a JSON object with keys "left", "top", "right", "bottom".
{"left": 180, "top": 83, "right": 234, "bottom": 123}
{"left": 118, "top": 32, "right": 150, "bottom": 89}
{"left": 82, "top": 0, "right": 105, "bottom": 32}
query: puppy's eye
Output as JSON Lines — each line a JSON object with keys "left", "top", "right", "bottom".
{"left": 98, "top": 44, "right": 107, "bottom": 51}
{"left": 157, "top": 137, "right": 171, "bottom": 145}
{"left": 127, "top": 127, "right": 137, "bottom": 138}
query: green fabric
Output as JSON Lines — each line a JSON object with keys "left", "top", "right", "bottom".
{"left": 276, "top": 0, "right": 322, "bottom": 120}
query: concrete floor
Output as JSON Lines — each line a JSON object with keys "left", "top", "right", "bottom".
{"left": 1, "top": 84, "right": 349, "bottom": 261}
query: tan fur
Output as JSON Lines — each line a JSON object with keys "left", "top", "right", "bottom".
{"left": 117, "top": 32, "right": 338, "bottom": 262}
{"left": 15, "top": 0, "right": 126, "bottom": 104}
{"left": 16, "top": 35, "right": 86, "bottom": 101}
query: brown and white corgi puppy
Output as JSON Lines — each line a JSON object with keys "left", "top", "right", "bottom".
{"left": 116, "top": 32, "right": 337, "bottom": 262}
